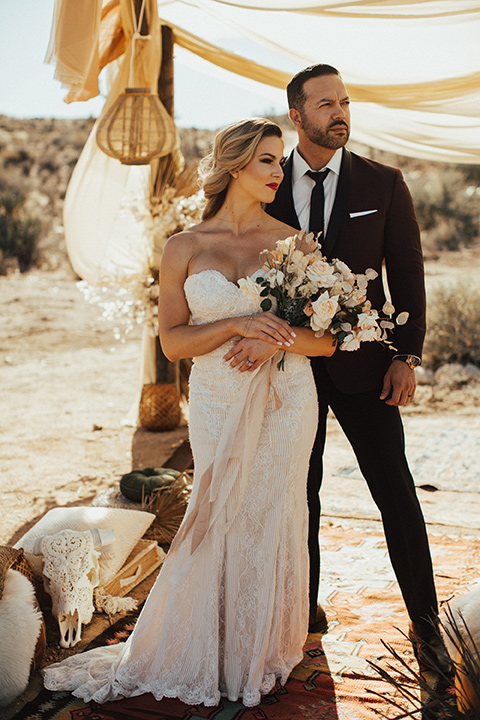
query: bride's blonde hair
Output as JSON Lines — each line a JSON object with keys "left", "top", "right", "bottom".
{"left": 199, "top": 118, "right": 283, "bottom": 220}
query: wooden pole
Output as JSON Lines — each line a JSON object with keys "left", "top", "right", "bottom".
{"left": 155, "top": 24, "right": 178, "bottom": 387}
{"left": 133, "top": 0, "right": 149, "bottom": 35}
{"left": 158, "top": 25, "right": 174, "bottom": 114}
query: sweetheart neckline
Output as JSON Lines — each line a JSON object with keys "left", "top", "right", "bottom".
{"left": 185, "top": 267, "right": 263, "bottom": 289}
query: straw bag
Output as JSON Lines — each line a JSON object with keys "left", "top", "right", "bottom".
{"left": 0, "top": 546, "right": 41, "bottom": 602}
{"left": 139, "top": 382, "right": 181, "bottom": 431}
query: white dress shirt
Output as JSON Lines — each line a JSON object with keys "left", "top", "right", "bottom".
{"left": 292, "top": 147, "right": 343, "bottom": 234}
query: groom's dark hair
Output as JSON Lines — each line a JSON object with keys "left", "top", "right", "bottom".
{"left": 287, "top": 64, "right": 340, "bottom": 110}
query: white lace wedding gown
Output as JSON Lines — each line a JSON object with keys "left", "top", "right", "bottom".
{"left": 43, "top": 269, "right": 318, "bottom": 708}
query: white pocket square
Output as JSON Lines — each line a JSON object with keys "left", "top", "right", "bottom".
{"left": 349, "top": 209, "right": 378, "bottom": 218}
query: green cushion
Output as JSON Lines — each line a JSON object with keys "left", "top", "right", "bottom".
{"left": 120, "top": 467, "right": 182, "bottom": 502}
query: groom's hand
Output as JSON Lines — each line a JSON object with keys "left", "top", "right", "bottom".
{"left": 224, "top": 338, "right": 278, "bottom": 372}
{"left": 380, "top": 359, "right": 416, "bottom": 406}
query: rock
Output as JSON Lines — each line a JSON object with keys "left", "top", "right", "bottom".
{"left": 415, "top": 366, "right": 434, "bottom": 385}
{"left": 434, "top": 362, "right": 480, "bottom": 389}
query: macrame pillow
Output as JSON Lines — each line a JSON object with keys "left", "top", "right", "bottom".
{"left": 14, "top": 506, "right": 155, "bottom": 584}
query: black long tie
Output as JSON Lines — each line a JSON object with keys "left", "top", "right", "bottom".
{"left": 306, "top": 168, "right": 330, "bottom": 238}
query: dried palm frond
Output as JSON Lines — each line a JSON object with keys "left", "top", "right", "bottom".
{"left": 368, "top": 610, "right": 480, "bottom": 719}
{"left": 151, "top": 152, "right": 199, "bottom": 203}
{"left": 141, "top": 472, "right": 192, "bottom": 545}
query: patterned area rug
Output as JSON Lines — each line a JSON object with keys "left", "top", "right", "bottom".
{"left": 14, "top": 523, "right": 480, "bottom": 720}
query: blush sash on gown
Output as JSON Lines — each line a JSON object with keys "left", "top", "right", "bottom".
{"left": 43, "top": 269, "right": 319, "bottom": 708}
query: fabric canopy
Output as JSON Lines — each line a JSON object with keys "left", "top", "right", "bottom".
{"left": 158, "top": 0, "right": 480, "bottom": 164}
{"left": 209, "top": 0, "right": 480, "bottom": 18}
{"left": 46, "top": 0, "right": 480, "bottom": 164}
{"left": 44, "top": 0, "right": 480, "bottom": 285}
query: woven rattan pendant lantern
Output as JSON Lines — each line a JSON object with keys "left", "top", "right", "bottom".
{"left": 96, "top": 0, "right": 176, "bottom": 165}
{"left": 97, "top": 87, "right": 176, "bottom": 165}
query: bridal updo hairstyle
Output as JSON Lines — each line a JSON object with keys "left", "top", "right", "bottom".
{"left": 199, "top": 117, "right": 283, "bottom": 221}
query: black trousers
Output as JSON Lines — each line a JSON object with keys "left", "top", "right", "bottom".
{"left": 308, "top": 360, "right": 438, "bottom": 625}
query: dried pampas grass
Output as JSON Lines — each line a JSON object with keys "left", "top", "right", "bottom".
{"left": 142, "top": 472, "right": 192, "bottom": 545}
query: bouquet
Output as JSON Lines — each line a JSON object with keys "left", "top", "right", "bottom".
{"left": 239, "top": 230, "right": 408, "bottom": 369}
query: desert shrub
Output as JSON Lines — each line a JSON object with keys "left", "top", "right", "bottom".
{"left": 423, "top": 282, "right": 480, "bottom": 370}
{"left": 407, "top": 168, "right": 479, "bottom": 253}
{"left": 0, "top": 181, "right": 42, "bottom": 271}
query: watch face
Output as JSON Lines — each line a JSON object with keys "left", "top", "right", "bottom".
{"left": 406, "top": 356, "right": 420, "bottom": 369}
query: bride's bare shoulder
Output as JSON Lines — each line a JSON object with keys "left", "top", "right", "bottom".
{"left": 162, "top": 220, "right": 216, "bottom": 274}
{"left": 163, "top": 223, "right": 206, "bottom": 258}
{"left": 265, "top": 215, "right": 299, "bottom": 238}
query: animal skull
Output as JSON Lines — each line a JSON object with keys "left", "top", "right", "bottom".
{"left": 40, "top": 529, "right": 110, "bottom": 648}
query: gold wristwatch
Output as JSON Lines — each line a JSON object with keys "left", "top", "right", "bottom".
{"left": 393, "top": 354, "right": 421, "bottom": 370}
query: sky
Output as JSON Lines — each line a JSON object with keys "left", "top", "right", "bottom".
{"left": 0, "top": 0, "right": 288, "bottom": 128}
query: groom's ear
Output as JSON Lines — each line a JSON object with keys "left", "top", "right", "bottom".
{"left": 289, "top": 107, "right": 302, "bottom": 132}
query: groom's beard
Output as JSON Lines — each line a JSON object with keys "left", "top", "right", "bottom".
{"left": 300, "top": 113, "right": 350, "bottom": 150}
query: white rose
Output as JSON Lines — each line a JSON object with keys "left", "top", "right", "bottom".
{"left": 306, "top": 260, "right": 335, "bottom": 287}
{"left": 340, "top": 333, "right": 361, "bottom": 351}
{"left": 310, "top": 291, "right": 339, "bottom": 331}
{"left": 356, "top": 311, "right": 379, "bottom": 330}
{"left": 356, "top": 327, "right": 377, "bottom": 343}
{"left": 238, "top": 276, "right": 262, "bottom": 300}
{"left": 266, "top": 268, "right": 285, "bottom": 287}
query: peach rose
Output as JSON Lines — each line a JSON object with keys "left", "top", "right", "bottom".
{"left": 310, "top": 291, "right": 339, "bottom": 331}
{"left": 238, "top": 276, "right": 262, "bottom": 300}
{"left": 306, "top": 260, "right": 335, "bottom": 287}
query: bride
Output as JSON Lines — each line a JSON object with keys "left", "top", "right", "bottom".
{"left": 43, "top": 117, "right": 335, "bottom": 708}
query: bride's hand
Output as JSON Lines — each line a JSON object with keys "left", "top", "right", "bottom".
{"left": 238, "top": 312, "right": 295, "bottom": 347}
{"left": 224, "top": 338, "right": 278, "bottom": 372}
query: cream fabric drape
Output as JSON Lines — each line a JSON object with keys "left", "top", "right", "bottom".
{"left": 208, "top": 0, "right": 480, "bottom": 19}
{"left": 169, "top": 21, "right": 479, "bottom": 116}
{"left": 167, "top": 19, "right": 480, "bottom": 163}
{"left": 46, "top": 0, "right": 480, "bottom": 164}
{"left": 61, "top": 0, "right": 161, "bottom": 284}
{"left": 45, "top": 0, "right": 103, "bottom": 102}
{"left": 158, "top": 0, "right": 480, "bottom": 164}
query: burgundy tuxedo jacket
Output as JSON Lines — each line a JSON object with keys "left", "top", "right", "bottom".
{"left": 266, "top": 148, "right": 426, "bottom": 394}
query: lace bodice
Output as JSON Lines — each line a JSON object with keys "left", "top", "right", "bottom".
{"left": 184, "top": 268, "right": 264, "bottom": 325}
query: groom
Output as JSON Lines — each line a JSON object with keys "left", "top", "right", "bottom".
{"left": 266, "top": 64, "right": 449, "bottom": 673}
